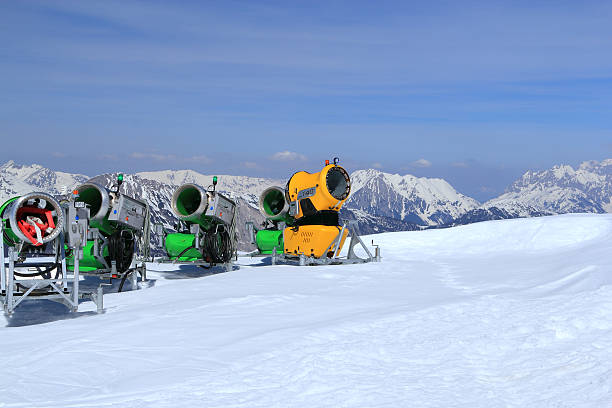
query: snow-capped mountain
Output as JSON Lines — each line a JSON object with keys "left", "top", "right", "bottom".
{"left": 3, "top": 159, "right": 612, "bottom": 249}
{"left": 0, "top": 160, "right": 88, "bottom": 202}
{"left": 346, "top": 169, "right": 480, "bottom": 225}
{"left": 484, "top": 159, "right": 612, "bottom": 215}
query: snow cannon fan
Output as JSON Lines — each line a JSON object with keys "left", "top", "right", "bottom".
{"left": 164, "top": 177, "right": 237, "bottom": 264}
{"left": 283, "top": 157, "right": 351, "bottom": 258}
{"left": 248, "top": 186, "right": 295, "bottom": 255}
{"left": 68, "top": 174, "right": 148, "bottom": 274}
{"left": 0, "top": 192, "right": 65, "bottom": 250}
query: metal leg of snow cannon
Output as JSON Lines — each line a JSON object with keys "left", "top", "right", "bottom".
{"left": 372, "top": 241, "right": 381, "bottom": 262}
{"left": 88, "top": 285, "right": 104, "bottom": 313}
{"left": 315, "top": 221, "right": 375, "bottom": 265}
{"left": 5, "top": 247, "right": 15, "bottom": 315}
{"left": 345, "top": 220, "right": 375, "bottom": 262}
{"left": 60, "top": 234, "right": 69, "bottom": 293}
{"left": 130, "top": 270, "right": 138, "bottom": 290}
{"left": 0, "top": 222, "right": 6, "bottom": 298}
{"left": 272, "top": 247, "right": 277, "bottom": 266}
{"left": 72, "top": 247, "right": 80, "bottom": 312}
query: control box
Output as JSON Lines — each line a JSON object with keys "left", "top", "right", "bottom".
{"left": 205, "top": 192, "right": 235, "bottom": 226}
{"left": 66, "top": 202, "right": 89, "bottom": 250}
{"left": 108, "top": 195, "right": 147, "bottom": 231}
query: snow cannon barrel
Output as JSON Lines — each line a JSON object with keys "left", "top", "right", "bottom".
{"left": 171, "top": 183, "right": 209, "bottom": 226}
{"left": 285, "top": 162, "right": 351, "bottom": 220}
{"left": 74, "top": 183, "right": 111, "bottom": 233}
{"left": 74, "top": 181, "right": 147, "bottom": 236}
{"left": 258, "top": 186, "right": 292, "bottom": 223}
{"left": 0, "top": 192, "right": 65, "bottom": 247}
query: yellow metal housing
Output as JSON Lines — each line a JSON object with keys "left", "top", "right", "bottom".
{"left": 286, "top": 164, "right": 351, "bottom": 219}
{"left": 283, "top": 225, "right": 349, "bottom": 258}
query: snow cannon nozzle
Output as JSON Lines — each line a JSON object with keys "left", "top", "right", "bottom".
{"left": 0, "top": 192, "right": 65, "bottom": 246}
{"left": 284, "top": 161, "right": 351, "bottom": 220}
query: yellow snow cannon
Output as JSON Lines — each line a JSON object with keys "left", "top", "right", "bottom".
{"left": 283, "top": 158, "right": 351, "bottom": 258}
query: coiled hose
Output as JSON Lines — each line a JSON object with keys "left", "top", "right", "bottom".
{"left": 202, "top": 227, "right": 232, "bottom": 264}
{"left": 108, "top": 230, "right": 135, "bottom": 274}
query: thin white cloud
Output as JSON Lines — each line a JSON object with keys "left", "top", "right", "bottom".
{"left": 243, "top": 161, "right": 258, "bottom": 168}
{"left": 452, "top": 161, "right": 468, "bottom": 168}
{"left": 186, "top": 155, "right": 212, "bottom": 164}
{"left": 271, "top": 151, "right": 307, "bottom": 161}
{"left": 98, "top": 153, "right": 118, "bottom": 161}
{"left": 130, "top": 152, "right": 177, "bottom": 161}
{"left": 372, "top": 162, "right": 383, "bottom": 169}
{"left": 412, "top": 158, "right": 432, "bottom": 168}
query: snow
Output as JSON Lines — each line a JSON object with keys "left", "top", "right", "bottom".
{"left": 0, "top": 161, "right": 88, "bottom": 203}
{"left": 2, "top": 213, "right": 612, "bottom": 407}
{"left": 135, "top": 169, "right": 283, "bottom": 197}
{"left": 486, "top": 159, "right": 612, "bottom": 215}
{"left": 349, "top": 169, "right": 480, "bottom": 224}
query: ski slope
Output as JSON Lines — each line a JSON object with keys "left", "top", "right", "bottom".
{"left": 2, "top": 214, "right": 612, "bottom": 407}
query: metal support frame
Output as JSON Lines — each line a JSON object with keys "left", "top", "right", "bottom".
{"left": 0, "top": 226, "right": 103, "bottom": 317}
{"left": 270, "top": 220, "right": 381, "bottom": 266}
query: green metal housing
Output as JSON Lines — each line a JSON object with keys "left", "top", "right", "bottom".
{"left": 66, "top": 241, "right": 108, "bottom": 272}
{"left": 255, "top": 229, "right": 284, "bottom": 254}
{"left": 0, "top": 197, "right": 19, "bottom": 246}
{"left": 253, "top": 186, "right": 292, "bottom": 254}
{"left": 164, "top": 232, "right": 203, "bottom": 261}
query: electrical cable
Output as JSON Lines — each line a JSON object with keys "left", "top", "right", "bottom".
{"left": 202, "top": 226, "right": 232, "bottom": 264}
{"left": 107, "top": 229, "right": 135, "bottom": 277}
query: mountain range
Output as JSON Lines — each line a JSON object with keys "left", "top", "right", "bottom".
{"left": 1, "top": 159, "right": 611, "bottom": 250}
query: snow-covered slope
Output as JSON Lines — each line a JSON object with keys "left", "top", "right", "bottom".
{"left": 2, "top": 214, "right": 612, "bottom": 407}
{"left": 0, "top": 160, "right": 88, "bottom": 202}
{"left": 347, "top": 169, "right": 480, "bottom": 225}
{"left": 485, "top": 159, "right": 612, "bottom": 215}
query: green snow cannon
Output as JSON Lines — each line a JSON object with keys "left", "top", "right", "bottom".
{"left": 0, "top": 192, "right": 65, "bottom": 248}
{"left": 164, "top": 180, "right": 236, "bottom": 264}
{"left": 67, "top": 176, "right": 148, "bottom": 273}
{"left": 250, "top": 186, "right": 294, "bottom": 254}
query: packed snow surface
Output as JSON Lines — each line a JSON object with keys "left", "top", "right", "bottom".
{"left": 2, "top": 214, "right": 612, "bottom": 407}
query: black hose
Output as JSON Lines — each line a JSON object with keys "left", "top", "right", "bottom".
{"left": 173, "top": 245, "right": 196, "bottom": 261}
{"left": 118, "top": 271, "right": 129, "bottom": 292}
{"left": 202, "top": 227, "right": 232, "bottom": 264}
{"left": 107, "top": 230, "right": 135, "bottom": 274}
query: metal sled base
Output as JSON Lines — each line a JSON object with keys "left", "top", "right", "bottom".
{"left": 270, "top": 220, "right": 382, "bottom": 266}
{"left": 155, "top": 257, "right": 236, "bottom": 273}
{"left": 79, "top": 262, "right": 147, "bottom": 293}
{"left": 1, "top": 241, "right": 104, "bottom": 317}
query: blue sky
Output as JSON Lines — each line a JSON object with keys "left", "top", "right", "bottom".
{"left": 1, "top": 0, "right": 611, "bottom": 201}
